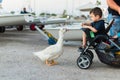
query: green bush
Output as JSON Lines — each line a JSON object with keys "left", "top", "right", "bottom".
{"left": 31, "top": 12, "right": 36, "bottom": 15}
{"left": 40, "top": 13, "right": 45, "bottom": 16}
{"left": 51, "top": 13, "right": 57, "bottom": 16}
{"left": 11, "top": 11, "right": 15, "bottom": 14}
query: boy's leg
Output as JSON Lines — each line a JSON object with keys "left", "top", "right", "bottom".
{"left": 82, "top": 31, "right": 86, "bottom": 47}
{"left": 80, "top": 28, "right": 91, "bottom": 47}
{"left": 78, "top": 31, "right": 86, "bottom": 52}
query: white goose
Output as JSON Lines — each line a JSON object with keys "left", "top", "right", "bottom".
{"left": 33, "top": 28, "right": 67, "bottom": 66}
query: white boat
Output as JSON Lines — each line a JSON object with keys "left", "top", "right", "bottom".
{"left": 0, "top": 14, "right": 34, "bottom": 26}
{"left": 43, "top": 23, "right": 83, "bottom": 41}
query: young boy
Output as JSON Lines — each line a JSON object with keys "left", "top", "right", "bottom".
{"left": 80, "top": 7, "right": 105, "bottom": 48}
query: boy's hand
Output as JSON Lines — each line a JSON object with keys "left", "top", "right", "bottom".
{"left": 81, "top": 23, "right": 88, "bottom": 26}
{"left": 81, "top": 22, "right": 91, "bottom": 26}
{"left": 82, "top": 25, "right": 89, "bottom": 28}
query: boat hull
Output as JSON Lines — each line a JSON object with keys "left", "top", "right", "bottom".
{"left": 0, "top": 14, "right": 34, "bottom": 26}
{"left": 44, "top": 25, "right": 83, "bottom": 41}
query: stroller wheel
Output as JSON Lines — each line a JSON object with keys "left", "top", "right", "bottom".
{"left": 86, "top": 50, "right": 94, "bottom": 60}
{"left": 77, "top": 54, "right": 92, "bottom": 69}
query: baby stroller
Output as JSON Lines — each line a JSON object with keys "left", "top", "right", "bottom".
{"left": 77, "top": 19, "right": 120, "bottom": 69}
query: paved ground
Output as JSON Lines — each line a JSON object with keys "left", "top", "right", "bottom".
{"left": 0, "top": 29, "right": 120, "bottom": 80}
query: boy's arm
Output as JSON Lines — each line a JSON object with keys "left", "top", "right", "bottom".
{"left": 82, "top": 25, "right": 97, "bottom": 33}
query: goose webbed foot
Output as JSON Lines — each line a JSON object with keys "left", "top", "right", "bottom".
{"left": 45, "top": 60, "right": 58, "bottom": 66}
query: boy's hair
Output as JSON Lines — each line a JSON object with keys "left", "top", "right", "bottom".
{"left": 90, "top": 7, "right": 102, "bottom": 18}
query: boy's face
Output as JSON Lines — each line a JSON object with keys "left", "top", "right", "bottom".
{"left": 89, "top": 13, "right": 100, "bottom": 22}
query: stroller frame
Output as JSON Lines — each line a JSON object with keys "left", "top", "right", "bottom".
{"left": 77, "top": 19, "right": 120, "bottom": 69}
